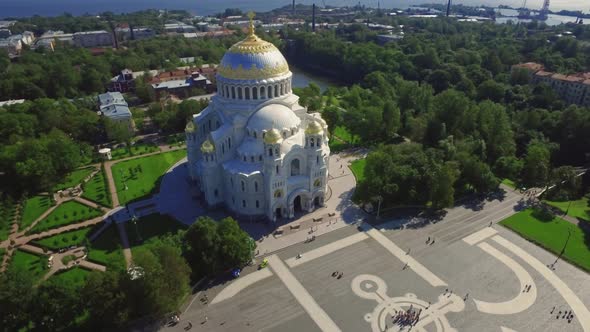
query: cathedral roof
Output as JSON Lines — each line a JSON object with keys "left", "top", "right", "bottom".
{"left": 217, "top": 14, "right": 289, "bottom": 81}
{"left": 247, "top": 104, "right": 300, "bottom": 133}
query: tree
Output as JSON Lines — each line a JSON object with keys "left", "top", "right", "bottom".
{"left": 522, "top": 140, "right": 551, "bottom": 188}
{"left": 430, "top": 161, "right": 459, "bottom": 209}
{"left": 477, "top": 80, "right": 506, "bottom": 103}
{"left": 81, "top": 271, "right": 130, "bottom": 330}
{"left": 382, "top": 101, "right": 401, "bottom": 140}
{"left": 321, "top": 105, "right": 342, "bottom": 135}
{"left": 549, "top": 166, "right": 581, "bottom": 200}
{"left": 494, "top": 156, "right": 523, "bottom": 181}
{"left": 104, "top": 118, "right": 133, "bottom": 144}
{"left": 33, "top": 279, "right": 84, "bottom": 331}
{"left": 0, "top": 268, "right": 36, "bottom": 331}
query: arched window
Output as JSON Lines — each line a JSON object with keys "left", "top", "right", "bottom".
{"left": 241, "top": 180, "right": 245, "bottom": 192}
{"left": 254, "top": 181, "right": 258, "bottom": 192}
{"left": 230, "top": 178, "right": 234, "bottom": 188}
{"left": 280, "top": 83, "right": 283, "bottom": 95}
{"left": 269, "top": 148, "right": 273, "bottom": 156}
{"left": 317, "top": 138, "right": 321, "bottom": 146}
{"left": 314, "top": 178, "right": 321, "bottom": 187}
{"left": 291, "top": 129, "right": 295, "bottom": 135}
{"left": 243, "top": 156, "right": 246, "bottom": 162}
{"left": 242, "top": 200, "right": 246, "bottom": 208}
{"left": 268, "top": 85, "right": 273, "bottom": 98}
{"left": 231, "top": 86, "right": 236, "bottom": 99}
{"left": 238, "top": 87, "right": 243, "bottom": 99}
{"left": 251, "top": 156, "right": 254, "bottom": 162}
{"left": 291, "top": 159, "right": 300, "bottom": 176}
{"left": 274, "top": 189, "right": 282, "bottom": 198}
{"left": 228, "top": 137, "right": 231, "bottom": 148}
{"left": 208, "top": 120, "right": 211, "bottom": 130}
{"left": 214, "top": 189, "right": 219, "bottom": 197}
{"left": 275, "top": 85, "right": 279, "bottom": 97}
{"left": 261, "top": 86, "right": 266, "bottom": 99}
{"left": 216, "top": 121, "right": 220, "bottom": 128}
{"left": 256, "top": 200, "right": 260, "bottom": 208}
{"left": 222, "top": 143, "right": 225, "bottom": 154}
{"left": 276, "top": 165, "right": 279, "bottom": 175}
{"left": 310, "top": 138, "right": 315, "bottom": 147}
{"left": 253, "top": 87, "right": 258, "bottom": 99}
{"left": 253, "top": 132, "right": 257, "bottom": 138}
{"left": 245, "top": 86, "right": 250, "bottom": 100}
{"left": 317, "top": 155, "right": 319, "bottom": 164}
{"left": 225, "top": 85, "right": 229, "bottom": 98}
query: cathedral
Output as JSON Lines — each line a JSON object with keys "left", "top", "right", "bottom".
{"left": 185, "top": 20, "right": 330, "bottom": 222}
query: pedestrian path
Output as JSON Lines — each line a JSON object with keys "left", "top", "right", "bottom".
{"left": 116, "top": 222, "right": 133, "bottom": 267}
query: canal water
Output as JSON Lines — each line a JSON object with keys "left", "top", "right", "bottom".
{"left": 290, "top": 66, "right": 342, "bottom": 92}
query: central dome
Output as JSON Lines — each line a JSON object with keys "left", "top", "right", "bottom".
{"left": 218, "top": 28, "right": 289, "bottom": 81}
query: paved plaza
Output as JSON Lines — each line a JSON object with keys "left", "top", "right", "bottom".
{"left": 160, "top": 187, "right": 590, "bottom": 332}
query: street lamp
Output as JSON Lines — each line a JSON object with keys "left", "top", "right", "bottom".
{"left": 372, "top": 196, "right": 383, "bottom": 220}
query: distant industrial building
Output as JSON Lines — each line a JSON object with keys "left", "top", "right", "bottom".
{"left": 115, "top": 27, "right": 156, "bottom": 41}
{"left": 73, "top": 30, "right": 114, "bottom": 48}
{"left": 164, "top": 22, "right": 197, "bottom": 33}
{"left": 513, "top": 62, "right": 590, "bottom": 107}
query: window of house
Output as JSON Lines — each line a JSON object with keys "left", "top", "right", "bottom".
{"left": 242, "top": 200, "right": 246, "bottom": 208}
{"left": 276, "top": 165, "right": 279, "bottom": 175}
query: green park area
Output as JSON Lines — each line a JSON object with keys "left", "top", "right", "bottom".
{"left": 330, "top": 126, "right": 358, "bottom": 152}
{"left": 54, "top": 167, "right": 95, "bottom": 191}
{"left": 0, "top": 248, "right": 5, "bottom": 262}
{"left": 111, "top": 143, "right": 160, "bottom": 160}
{"left": 51, "top": 267, "right": 91, "bottom": 288}
{"left": 34, "top": 227, "right": 93, "bottom": 251}
{"left": 20, "top": 195, "right": 53, "bottom": 230}
{"left": 27, "top": 201, "right": 102, "bottom": 234}
{"left": 126, "top": 213, "right": 186, "bottom": 252}
{"left": 81, "top": 169, "right": 112, "bottom": 207}
{"left": 545, "top": 198, "right": 590, "bottom": 222}
{"left": 87, "top": 224, "right": 125, "bottom": 269}
{"left": 112, "top": 150, "right": 186, "bottom": 205}
{"left": 500, "top": 209, "right": 590, "bottom": 272}
{"left": 350, "top": 158, "right": 366, "bottom": 183}
{"left": 8, "top": 250, "right": 48, "bottom": 281}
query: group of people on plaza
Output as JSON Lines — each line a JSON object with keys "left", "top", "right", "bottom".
{"left": 392, "top": 305, "right": 421, "bottom": 328}
{"left": 551, "top": 306, "right": 575, "bottom": 323}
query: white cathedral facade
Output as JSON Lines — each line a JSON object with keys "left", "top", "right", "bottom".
{"left": 185, "top": 23, "right": 330, "bottom": 222}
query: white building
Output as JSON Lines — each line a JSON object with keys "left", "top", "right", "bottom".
{"left": 185, "top": 23, "right": 330, "bottom": 222}
{"left": 98, "top": 92, "right": 134, "bottom": 135}
{"left": 73, "top": 30, "right": 114, "bottom": 48}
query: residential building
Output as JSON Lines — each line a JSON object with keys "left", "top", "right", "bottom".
{"left": 108, "top": 69, "right": 135, "bottom": 93}
{"left": 0, "top": 29, "right": 11, "bottom": 39}
{"left": 36, "top": 30, "right": 74, "bottom": 47}
{"left": 512, "top": 62, "right": 590, "bottom": 107}
{"left": 151, "top": 70, "right": 214, "bottom": 99}
{"left": 73, "top": 30, "right": 114, "bottom": 48}
{"left": 115, "top": 27, "right": 156, "bottom": 41}
{"left": 164, "top": 22, "right": 197, "bottom": 33}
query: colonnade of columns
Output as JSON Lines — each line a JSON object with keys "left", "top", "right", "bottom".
{"left": 218, "top": 80, "right": 292, "bottom": 100}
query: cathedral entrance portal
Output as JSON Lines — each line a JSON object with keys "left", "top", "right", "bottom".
{"left": 275, "top": 208, "right": 282, "bottom": 219}
{"left": 294, "top": 195, "right": 303, "bottom": 212}
{"left": 314, "top": 196, "right": 321, "bottom": 207}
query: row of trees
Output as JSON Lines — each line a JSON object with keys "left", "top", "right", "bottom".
{"left": 0, "top": 216, "right": 255, "bottom": 331}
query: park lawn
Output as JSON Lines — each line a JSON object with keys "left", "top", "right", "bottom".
{"left": 8, "top": 250, "right": 47, "bottom": 281}
{"left": 54, "top": 167, "right": 95, "bottom": 191}
{"left": 333, "top": 126, "right": 355, "bottom": 144}
{"left": 545, "top": 198, "right": 590, "bottom": 222}
{"left": 350, "top": 158, "right": 367, "bottom": 183}
{"left": 87, "top": 223, "right": 125, "bottom": 269}
{"left": 33, "top": 227, "right": 93, "bottom": 251}
{"left": 113, "top": 150, "right": 186, "bottom": 205}
{"left": 20, "top": 195, "right": 53, "bottom": 229}
{"left": 50, "top": 267, "right": 91, "bottom": 288}
{"left": 27, "top": 201, "right": 102, "bottom": 234}
{"left": 81, "top": 169, "right": 112, "bottom": 207}
{"left": 125, "top": 213, "right": 186, "bottom": 252}
{"left": 111, "top": 144, "right": 160, "bottom": 160}
{"left": 500, "top": 209, "right": 590, "bottom": 272}
{"left": 501, "top": 178, "right": 516, "bottom": 189}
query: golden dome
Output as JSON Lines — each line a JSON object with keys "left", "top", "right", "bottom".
{"left": 185, "top": 121, "right": 195, "bottom": 133}
{"left": 305, "top": 121, "right": 323, "bottom": 135}
{"left": 200, "top": 139, "right": 215, "bottom": 153}
{"left": 263, "top": 128, "right": 281, "bottom": 144}
{"left": 217, "top": 12, "right": 290, "bottom": 81}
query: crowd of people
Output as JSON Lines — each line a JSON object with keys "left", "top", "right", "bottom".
{"left": 392, "top": 306, "right": 422, "bottom": 329}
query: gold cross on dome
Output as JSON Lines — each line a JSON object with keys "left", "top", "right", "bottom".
{"left": 247, "top": 11, "right": 256, "bottom": 36}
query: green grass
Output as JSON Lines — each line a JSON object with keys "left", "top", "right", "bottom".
{"left": 27, "top": 201, "right": 102, "bottom": 234}
{"left": 501, "top": 178, "right": 517, "bottom": 189}
{"left": 50, "top": 267, "right": 91, "bottom": 288}
{"left": 81, "top": 168, "right": 112, "bottom": 207}
{"left": 54, "top": 167, "right": 95, "bottom": 191}
{"left": 34, "top": 227, "right": 93, "bottom": 250}
{"left": 350, "top": 158, "right": 366, "bottom": 183}
{"left": 112, "top": 150, "right": 186, "bottom": 205}
{"left": 125, "top": 213, "right": 186, "bottom": 252}
{"left": 111, "top": 144, "right": 160, "bottom": 160}
{"left": 329, "top": 126, "right": 357, "bottom": 152}
{"left": 87, "top": 223, "right": 125, "bottom": 269}
{"left": 20, "top": 195, "right": 53, "bottom": 229}
{"left": 333, "top": 126, "right": 355, "bottom": 143}
{"left": 8, "top": 250, "right": 47, "bottom": 281}
{"left": 500, "top": 209, "right": 590, "bottom": 272}
{"left": 545, "top": 197, "right": 590, "bottom": 222}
